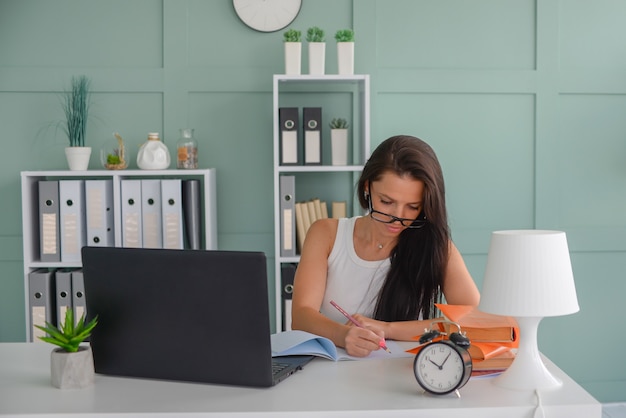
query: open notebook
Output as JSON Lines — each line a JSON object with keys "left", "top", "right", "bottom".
{"left": 81, "top": 247, "right": 313, "bottom": 387}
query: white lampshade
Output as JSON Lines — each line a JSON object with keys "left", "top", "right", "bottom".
{"left": 479, "top": 230, "right": 579, "bottom": 390}
{"left": 480, "top": 230, "right": 579, "bottom": 317}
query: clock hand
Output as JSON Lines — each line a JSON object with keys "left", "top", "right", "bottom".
{"left": 429, "top": 359, "right": 443, "bottom": 370}
{"left": 440, "top": 352, "right": 451, "bottom": 367}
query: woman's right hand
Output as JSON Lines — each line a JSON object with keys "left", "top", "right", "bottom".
{"left": 343, "top": 325, "right": 385, "bottom": 357}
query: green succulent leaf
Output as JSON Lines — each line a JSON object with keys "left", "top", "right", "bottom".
{"left": 35, "top": 308, "right": 98, "bottom": 353}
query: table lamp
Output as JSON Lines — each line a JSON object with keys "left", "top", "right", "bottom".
{"left": 479, "top": 230, "right": 579, "bottom": 390}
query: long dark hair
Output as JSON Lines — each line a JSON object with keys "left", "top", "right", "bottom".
{"left": 357, "top": 135, "right": 449, "bottom": 321}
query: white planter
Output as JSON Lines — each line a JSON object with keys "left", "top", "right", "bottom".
{"left": 337, "top": 42, "right": 354, "bottom": 75}
{"left": 308, "top": 42, "right": 326, "bottom": 75}
{"left": 284, "top": 42, "right": 302, "bottom": 75}
{"left": 50, "top": 346, "right": 94, "bottom": 389}
{"left": 65, "top": 146, "right": 92, "bottom": 171}
{"left": 331, "top": 129, "right": 349, "bottom": 166}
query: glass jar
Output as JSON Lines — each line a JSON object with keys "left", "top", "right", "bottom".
{"left": 137, "top": 132, "right": 171, "bottom": 170}
{"left": 176, "top": 128, "right": 198, "bottom": 169}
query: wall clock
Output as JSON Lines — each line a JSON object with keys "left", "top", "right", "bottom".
{"left": 233, "top": 0, "right": 302, "bottom": 33}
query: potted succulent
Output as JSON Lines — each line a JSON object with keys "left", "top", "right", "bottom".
{"left": 335, "top": 29, "right": 355, "bottom": 75}
{"left": 283, "top": 28, "right": 302, "bottom": 75}
{"left": 306, "top": 26, "right": 325, "bottom": 75}
{"left": 35, "top": 308, "right": 98, "bottom": 389}
{"left": 329, "top": 118, "right": 349, "bottom": 165}
{"left": 62, "top": 75, "right": 92, "bottom": 170}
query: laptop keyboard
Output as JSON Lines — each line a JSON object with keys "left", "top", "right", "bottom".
{"left": 272, "top": 361, "right": 291, "bottom": 376}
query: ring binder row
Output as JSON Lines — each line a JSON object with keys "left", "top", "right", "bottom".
{"left": 37, "top": 178, "right": 203, "bottom": 261}
{"left": 279, "top": 107, "right": 323, "bottom": 166}
{"left": 28, "top": 268, "right": 88, "bottom": 342}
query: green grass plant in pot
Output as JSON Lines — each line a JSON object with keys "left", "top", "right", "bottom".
{"left": 62, "top": 75, "right": 92, "bottom": 170}
{"left": 35, "top": 308, "right": 98, "bottom": 389}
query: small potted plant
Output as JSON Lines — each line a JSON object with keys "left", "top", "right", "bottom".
{"left": 62, "top": 75, "right": 92, "bottom": 170}
{"left": 335, "top": 29, "right": 355, "bottom": 75}
{"left": 306, "top": 26, "right": 325, "bottom": 75}
{"left": 35, "top": 308, "right": 98, "bottom": 389}
{"left": 283, "top": 28, "right": 302, "bottom": 75}
{"left": 329, "top": 117, "right": 349, "bottom": 166}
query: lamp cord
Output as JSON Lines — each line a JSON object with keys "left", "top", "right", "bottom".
{"left": 534, "top": 389, "right": 545, "bottom": 418}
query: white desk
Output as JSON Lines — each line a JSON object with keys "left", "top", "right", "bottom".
{"left": 0, "top": 342, "right": 600, "bottom": 417}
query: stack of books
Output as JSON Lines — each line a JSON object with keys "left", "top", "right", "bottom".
{"left": 409, "top": 304, "right": 519, "bottom": 375}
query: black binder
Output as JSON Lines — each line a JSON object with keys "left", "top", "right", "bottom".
{"left": 182, "top": 179, "right": 202, "bottom": 250}
{"left": 303, "top": 107, "right": 322, "bottom": 165}
{"left": 279, "top": 107, "right": 300, "bottom": 165}
{"left": 281, "top": 263, "right": 297, "bottom": 331}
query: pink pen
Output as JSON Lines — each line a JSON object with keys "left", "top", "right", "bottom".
{"left": 329, "top": 300, "right": 391, "bottom": 353}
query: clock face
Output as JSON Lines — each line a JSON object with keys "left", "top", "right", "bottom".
{"left": 413, "top": 341, "right": 472, "bottom": 395}
{"left": 233, "top": 0, "right": 302, "bottom": 33}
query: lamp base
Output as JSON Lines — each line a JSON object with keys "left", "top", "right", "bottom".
{"left": 492, "top": 316, "right": 562, "bottom": 391}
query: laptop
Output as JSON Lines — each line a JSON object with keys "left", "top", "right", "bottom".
{"left": 80, "top": 246, "right": 313, "bottom": 387}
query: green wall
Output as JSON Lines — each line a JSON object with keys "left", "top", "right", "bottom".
{"left": 1, "top": 0, "right": 625, "bottom": 403}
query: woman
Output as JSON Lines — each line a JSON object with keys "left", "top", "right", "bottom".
{"left": 291, "top": 135, "right": 480, "bottom": 357}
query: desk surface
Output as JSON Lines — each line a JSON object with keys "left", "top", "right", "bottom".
{"left": 0, "top": 342, "right": 600, "bottom": 418}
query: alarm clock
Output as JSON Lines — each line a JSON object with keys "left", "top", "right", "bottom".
{"left": 413, "top": 321, "right": 472, "bottom": 396}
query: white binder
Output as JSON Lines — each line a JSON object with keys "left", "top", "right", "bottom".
{"left": 160, "top": 179, "right": 183, "bottom": 249}
{"left": 71, "top": 270, "right": 87, "bottom": 324}
{"left": 85, "top": 180, "right": 114, "bottom": 247}
{"left": 28, "top": 269, "right": 55, "bottom": 342}
{"left": 59, "top": 180, "right": 86, "bottom": 263}
{"left": 38, "top": 181, "right": 61, "bottom": 262}
{"left": 279, "top": 175, "right": 296, "bottom": 257}
{"left": 54, "top": 269, "right": 72, "bottom": 327}
{"left": 121, "top": 179, "right": 143, "bottom": 248}
{"left": 141, "top": 179, "right": 163, "bottom": 249}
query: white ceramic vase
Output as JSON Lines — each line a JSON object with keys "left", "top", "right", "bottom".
{"left": 308, "top": 42, "right": 326, "bottom": 75}
{"left": 50, "top": 346, "right": 95, "bottom": 389}
{"left": 65, "top": 146, "right": 92, "bottom": 171}
{"left": 284, "top": 42, "right": 302, "bottom": 75}
{"left": 337, "top": 42, "right": 354, "bottom": 75}
{"left": 331, "top": 129, "right": 349, "bottom": 165}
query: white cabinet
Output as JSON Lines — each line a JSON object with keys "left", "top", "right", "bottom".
{"left": 21, "top": 169, "right": 217, "bottom": 341}
{"left": 272, "top": 75, "right": 370, "bottom": 331}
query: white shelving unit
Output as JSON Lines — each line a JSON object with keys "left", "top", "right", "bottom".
{"left": 21, "top": 168, "right": 217, "bottom": 341}
{"left": 272, "top": 75, "right": 371, "bottom": 332}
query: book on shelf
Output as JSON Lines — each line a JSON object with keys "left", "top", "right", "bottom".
{"left": 294, "top": 198, "right": 329, "bottom": 253}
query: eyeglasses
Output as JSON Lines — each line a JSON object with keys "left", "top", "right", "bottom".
{"left": 367, "top": 194, "right": 427, "bottom": 229}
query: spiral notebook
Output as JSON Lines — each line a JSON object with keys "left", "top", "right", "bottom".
{"left": 81, "top": 247, "right": 313, "bottom": 387}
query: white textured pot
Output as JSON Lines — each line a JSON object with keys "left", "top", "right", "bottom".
{"left": 65, "top": 146, "right": 92, "bottom": 171}
{"left": 50, "top": 346, "right": 94, "bottom": 389}
{"left": 337, "top": 42, "right": 354, "bottom": 75}
{"left": 284, "top": 42, "right": 302, "bottom": 75}
{"left": 331, "top": 129, "right": 349, "bottom": 166}
{"left": 308, "top": 42, "right": 326, "bottom": 75}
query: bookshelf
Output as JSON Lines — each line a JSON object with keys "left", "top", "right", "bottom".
{"left": 272, "top": 75, "right": 371, "bottom": 332}
{"left": 20, "top": 169, "right": 217, "bottom": 341}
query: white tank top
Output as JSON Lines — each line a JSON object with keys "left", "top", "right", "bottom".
{"left": 320, "top": 216, "right": 391, "bottom": 323}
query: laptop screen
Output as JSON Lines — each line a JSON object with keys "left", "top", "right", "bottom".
{"left": 81, "top": 247, "right": 276, "bottom": 387}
